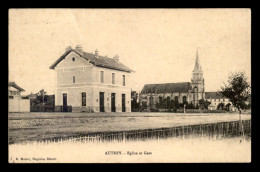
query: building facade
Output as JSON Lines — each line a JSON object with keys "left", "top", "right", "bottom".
{"left": 205, "top": 92, "right": 232, "bottom": 110}
{"left": 139, "top": 49, "right": 205, "bottom": 107}
{"left": 50, "top": 45, "right": 133, "bottom": 113}
{"left": 8, "top": 82, "right": 30, "bottom": 112}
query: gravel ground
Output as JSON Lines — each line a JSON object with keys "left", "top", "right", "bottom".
{"left": 8, "top": 112, "right": 251, "bottom": 144}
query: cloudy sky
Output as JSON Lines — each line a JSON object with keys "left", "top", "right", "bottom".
{"left": 9, "top": 9, "right": 251, "bottom": 95}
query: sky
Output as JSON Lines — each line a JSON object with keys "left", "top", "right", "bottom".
{"left": 9, "top": 9, "right": 251, "bottom": 95}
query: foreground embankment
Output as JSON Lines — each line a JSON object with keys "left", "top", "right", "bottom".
{"left": 9, "top": 136, "right": 251, "bottom": 163}
{"left": 8, "top": 112, "right": 251, "bottom": 144}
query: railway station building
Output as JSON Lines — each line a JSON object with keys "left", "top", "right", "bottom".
{"left": 50, "top": 45, "right": 133, "bottom": 113}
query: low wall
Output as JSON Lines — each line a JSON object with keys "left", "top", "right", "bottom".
{"left": 83, "top": 120, "right": 251, "bottom": 142}
{"left": 9, "top": 99, "right": 30, "bottom": 113}
{"left": 185, "top": 109, "right": 226, "bottom": 113}
{"left": 155, "top": 109, "right": 226, "bottom": 113}
{"left": 35, "top": 120, "right": 251, "bottom": 144}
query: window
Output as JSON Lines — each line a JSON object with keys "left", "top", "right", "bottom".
{"left": 72, "top": 57, "right": 75, "bottom": 61}
{"left": 159, "top": 96, "right": 163, "bottom": 103}
{"left": 112, "top": 73, "right": 115, "bottom": 84}
{"left": 100, "top": 71, "right": 104, "bottom": 83}
{"left": 82, "top": 92, "right": 86, "bottom": 106}
{"left": 174, "top": 96, "right": 179, "bottom": 102}
{"left": 73, "top": 76, "right": 75, "bottom": 83}
{"left": 183, "top": 96, "right": 187, "bottom": 104}
{"left": 122, "top": 75, "right": 125, "bottom": 86}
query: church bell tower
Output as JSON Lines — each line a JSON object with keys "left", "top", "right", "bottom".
{"left": 191, "top": 48, "right": 205, "bottom": 105}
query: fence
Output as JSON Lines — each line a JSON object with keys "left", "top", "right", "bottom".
{"left": 22, "top": 120, "right": 251, "bottom": 145}
{"left": 185, "top": 109, "right": 226, "bottom": 113}
{"left": 31, "top": 105, "right": 55, "bottom": 112}
{"left": 30, "top": 105, "right": 72, "bottom": 112}
{"left": 156, "top": 109, "right": 226, "bottom": 113}
{"left": 54, "top": 105, "right": 72, "bottom": 112}
{"left": 9, "top": 99, "right": 30, "bottom": 112}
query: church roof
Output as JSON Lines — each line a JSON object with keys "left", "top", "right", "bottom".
{"left": 8, "top": 82, "right": 25, "bottom": 91}
{"left": 141, "top": 82, "right": 192, "bottom": 94}
{"left": 49, "top": 49, "right": 133, "bottom": 73}
{"left": 205, "top": 92, "right": 225, "bottom": 99}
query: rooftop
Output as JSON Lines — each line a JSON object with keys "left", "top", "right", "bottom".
{"left": 8, "top": 82, "right": 25, "bottom": 92}
{"left": 205, "top": 92, "right": 225, "bottom": 99}
{"left": 49, "top": 49, "right": 133, "bottom": 73}
{"left": 141, "top": 82, "right": 192, "bottom": 94}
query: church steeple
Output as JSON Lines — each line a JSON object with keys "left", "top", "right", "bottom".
{"left": 191, "top": 48, "right": 205, "bottom": 104}
{"left": 193, "top": 48, "right": 201, "bottom": 72}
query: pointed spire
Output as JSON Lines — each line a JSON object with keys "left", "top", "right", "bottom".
{"left": 194, "top": 47, "right": 200, "bottom": 71}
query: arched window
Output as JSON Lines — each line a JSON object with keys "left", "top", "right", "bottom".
{"left": 159, "top": 96, "right": 163, "bottom": 103}
{"left": 174, "top": 96, "right": 178, "bottom": 102}
{"left": 183, "top": 96, "right": 187, "bottom": 104}
{"left": 149, "top": 96, "right": 154, "bottom": 107}
{"left": 167, "top": 96, "right": 170, "bottom": 102}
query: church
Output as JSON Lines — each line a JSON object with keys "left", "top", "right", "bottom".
{"left": 139, "top": 50, "right": 205, "bottom": 107}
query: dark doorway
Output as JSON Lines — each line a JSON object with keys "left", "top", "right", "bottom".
{"left": 63, "top": 93, "right": 67, "bottom": 106}
{"left": 111, "top": 93, "right": 116, "bottom": 112}
{"left": 99, "top": 92, "right": 105, "bottom": 112}
{"left": 122, "top": 94, "right": 126, "bottom": 112}
{"left": 63, "top": 93, "right": 68, "bottom": 112}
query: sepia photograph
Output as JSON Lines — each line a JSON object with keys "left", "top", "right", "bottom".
{"left": 8, "top": 8, "right": 251, "bottom": 163}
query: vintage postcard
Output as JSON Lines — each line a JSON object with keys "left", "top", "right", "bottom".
{"left": 8, "top": 8, "right": 251, "bottom": 163}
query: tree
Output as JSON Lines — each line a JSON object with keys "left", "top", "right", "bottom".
{"left": 225, "top": 103, "right": 231, "bottom": 111}
{"left": 217, "top": 102, "right": 225, "bottom": 110}
{"left": 220, "top": 71, "right": 251, "bottom": 141}
{"left": 174, "top": 99, "right": 180, "bottom": 109}
{"left": 246, "top": 103, "right": 251, "bottom": 110}
{"left": 131, "top": 98, "right": 139, "bottom": 111}
{"left": 140, "top": 101, "right": 147, "bottom": 111}
{"left": 198, "top": 99, "right": 212, "bottom": 109}
{"left": 168, "top": 99, "right": 175, "bottom": 111}
{"left": 36, "top": 89, "right": 48, "bottom": 105}
{"left": 198, "top": 99, "right": 205, "bottom": 109}
{"left": 186, "top": 102, "right": 195, "bottom": 109}
{"left": 204, "top": 100, "right": 211, "bottom": 109}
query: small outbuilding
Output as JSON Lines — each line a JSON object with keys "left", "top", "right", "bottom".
{"left": 8, "top": 82, "right": 30, "bottom": 112}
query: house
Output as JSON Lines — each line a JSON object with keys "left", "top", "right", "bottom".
{"left": 50, "top": 45, "right": 133, "bottom": 113}
{"left": 8, "top": 82, "right": 30, "bottom": 112}
{"left": 139, "top": 49, "right": 205, "bottom": 107}
{"left": 205, "top": 92, "right": 235, "bottom": 111}
{"left": 205, "top": 92, "right": 231, "bottom": 106}
{"left": 208, "top": 103, "right": 217, "bottom": 110}
{"left": 205, "top": 92, "right": 251, "bottom": 111}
